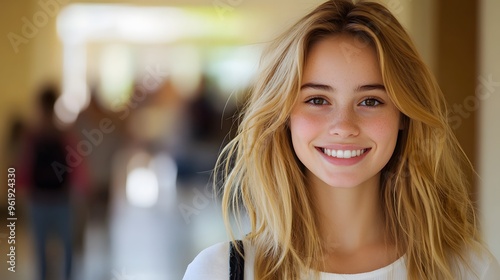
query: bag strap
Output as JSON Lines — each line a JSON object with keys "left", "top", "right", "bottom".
{"left": 229, "top": 240, "right": 245, "bottom": 280}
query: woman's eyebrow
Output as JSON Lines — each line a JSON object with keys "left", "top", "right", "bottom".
{"left": 300, "top": 83, "right": 386, "bottom": 92}
{"left": 356, "top": 84, "right": 386, "bottom": 92}
{"left": 300, "top": 83, "right": 333, "bottom": 91}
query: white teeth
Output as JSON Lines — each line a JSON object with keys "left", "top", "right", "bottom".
{"left": 337, "top": 150, "right": 344, "bottom": 158}
{"left": 322, "top": 148, "right": 366, "bottom": 159}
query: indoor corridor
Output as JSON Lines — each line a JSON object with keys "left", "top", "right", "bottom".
{"left": 0, "top": 180, "right": 230, "bottom": 280}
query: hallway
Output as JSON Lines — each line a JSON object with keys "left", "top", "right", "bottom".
{"left": 0, "top": 182, "right": 229, "bottom": 280}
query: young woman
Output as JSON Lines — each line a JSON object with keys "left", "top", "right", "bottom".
{"left": 183, "top": 0, "right": 500, "bottom": 279}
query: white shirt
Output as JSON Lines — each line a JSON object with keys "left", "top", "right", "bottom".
{"left": 183, "top": 241, "right": 500, "bottom": 279}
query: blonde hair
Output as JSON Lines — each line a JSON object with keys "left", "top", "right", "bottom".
{"left": 215, "top": 0, "right": 480, "bottom": 279}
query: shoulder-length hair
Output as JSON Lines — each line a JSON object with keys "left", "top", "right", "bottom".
{"left": 216, "top": 0, "right": 480, "bottom": 279}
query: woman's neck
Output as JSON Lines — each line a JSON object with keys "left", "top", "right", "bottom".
{"left": 311, "top": 173, "right": 384, "bottom": 251}
{"left": 309, "top": 172, "right": 398, "bottom": 273}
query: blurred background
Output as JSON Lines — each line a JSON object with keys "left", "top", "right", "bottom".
{"left": 0, "top": 0, "right": 499, "bottom": 279}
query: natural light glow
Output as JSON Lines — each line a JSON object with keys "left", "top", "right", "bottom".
{"left": 207, "top": 45, "right": 261, "bottom": 95}
{"left": 57, "top": 5, "right": 226, "bottom": 44}
{"left": 151, "top": 153, "right": 177, "bottom": 206}
{"left": 97, "top": 44, "right": 134, "bottom": 109}
{"left": 54, "top": 43, "right": 89, "bottom": 125}
{"left": 168, "top": 45, "right": 202, "bottom": 98}
{"left": 126, "top": 168, "right": 159, "bottom": 208}
{"left": 56, "top": 4, "right": 257, "bottom": 123}
{"left": 54, "top": 96, "right": 78, "bottom": 125}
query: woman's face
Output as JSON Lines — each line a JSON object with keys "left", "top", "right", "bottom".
{"left": 290, "top": 35, "right": 401, "bottom": 189}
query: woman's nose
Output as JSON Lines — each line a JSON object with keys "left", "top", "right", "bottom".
{"left": 328, "top": 108, "right": 360, "bottom": 138}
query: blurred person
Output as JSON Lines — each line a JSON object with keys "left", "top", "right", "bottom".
{"left": 18, "top": 84, "right": 88, "bottom": 280}
{"left": 6, "top": 117, "right": 26, "bottom": 161}
{"left": 74, "top": 90, "right": 126, "bottom": 219}
{"left": 176, "top": 75, "right": 223, "bottom": 183}
{"left": 183, "top": 1, "right": 500, "bottom": 279}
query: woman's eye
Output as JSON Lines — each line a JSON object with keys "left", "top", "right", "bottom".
{"left": 306, "top": 97, "right": 329, "bottom": 105}
{"left": 360, "top": 98, "right": 382, "bottom": 107}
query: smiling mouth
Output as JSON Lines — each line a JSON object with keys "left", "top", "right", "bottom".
{"left": 320, "top": 148, "right": 369, "bottom": 159}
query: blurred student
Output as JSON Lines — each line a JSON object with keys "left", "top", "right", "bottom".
{"left": 18, "top": 84, "right": 87, "bottom": 280}
{"left": 6, "top": 116, "right": 26, "bottom": 165}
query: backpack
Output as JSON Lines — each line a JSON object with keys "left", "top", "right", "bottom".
{"left": 32, "top": 134, "right": 69, "bottom": 191}
{"left": 229, "top": 240, "right": 244, "bottom": 280}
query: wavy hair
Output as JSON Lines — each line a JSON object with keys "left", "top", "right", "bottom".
{"left": 215, "top": 0, "right": 480, "bottom": 279}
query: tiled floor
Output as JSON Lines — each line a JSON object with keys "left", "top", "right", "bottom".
{"left": 0, "top": 182, "right": 230, "bottom": 280}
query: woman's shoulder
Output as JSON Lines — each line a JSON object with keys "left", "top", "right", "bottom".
{"left": 457, "top": 243, "right": 500, "bottom": 279}
{"left": 183, "top": 242, "right": 230, "bottom": 280}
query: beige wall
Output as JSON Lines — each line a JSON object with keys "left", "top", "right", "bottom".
{"left": 479, "top": 0, "right": 500, "bottom": 260}
{"left": 1, "top": 0, "right": 36, "bottom": 162}
{"left": 409, "top": 0, "right": 500, "bottom": 260}
{"left": 1, "top": 0, "right": 63, "bottom": 161}
{"left": 436, "top": 0, "right": 478, "bottom": 180}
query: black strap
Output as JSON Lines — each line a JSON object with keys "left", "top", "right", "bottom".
{"left": 229, "top": 240, "right": 245, "bottom": 280}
